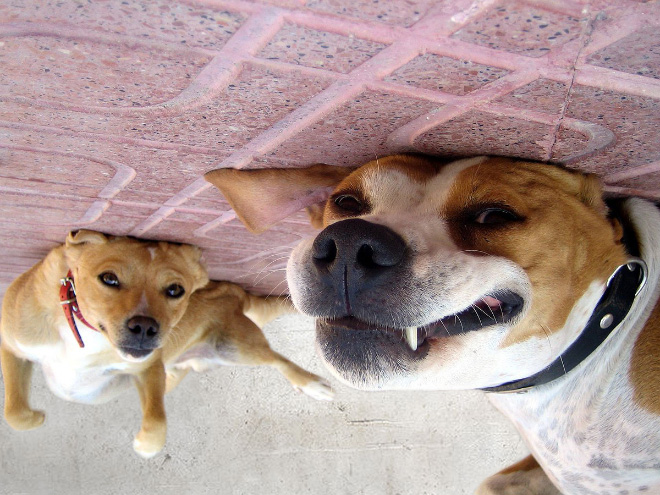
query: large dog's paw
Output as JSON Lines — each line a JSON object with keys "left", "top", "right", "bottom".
{"left": 5, "top": 408, "right": 46, "bottom": 431}
{"left": 297, "top": 378, "right": 334, "bottom": 401}
{"left": 476, "top": 456, "right": 560, "bottom": 495}
{"left": 133, "top": 423, "right": 167, "bottom": 459}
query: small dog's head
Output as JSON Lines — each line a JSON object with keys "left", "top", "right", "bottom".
{"left": 207, "top": 155, "right": 628, "bottom": 390}
{"left": 65, "top": 230, "right": 209, "bottom": 361}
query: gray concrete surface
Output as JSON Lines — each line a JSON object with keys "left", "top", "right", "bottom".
{"left": 0, "top": 314, "right": 526, "bottom": 495}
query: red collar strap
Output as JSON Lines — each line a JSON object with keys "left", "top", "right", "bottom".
{"left": 59, "top": 270, "right": 98, "bottom": 348}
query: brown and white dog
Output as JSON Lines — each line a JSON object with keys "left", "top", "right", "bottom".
{"left": 0, "top": 230, "right": 332, "bottom": 458}
{"left": 206, "top": 155, "right": 660, "bottom": 494}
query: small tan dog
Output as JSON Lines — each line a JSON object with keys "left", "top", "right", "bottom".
{"left": 207, "top": 155, "right": 660, "bottom": 494}
{"left": 1, "top": 230, "right": 332, "bottom": 458}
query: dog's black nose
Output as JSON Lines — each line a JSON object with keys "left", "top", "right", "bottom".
{"left": 313, "top": 218, "right": 405, "bottom": 270}
{"left": 126, "top": 316, "right": 160, "bottom": 342}
{"left": 311, "top": 219, "right": 407, "bottom": 311}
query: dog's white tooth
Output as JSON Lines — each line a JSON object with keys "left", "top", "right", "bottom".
{"left": 405, "top": 326, "right": 418, "bottom": 351}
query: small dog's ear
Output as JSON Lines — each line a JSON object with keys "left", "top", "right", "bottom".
{"left": 66, "top": 230, "right": 109, "bottom": 247}
{"left": 65, "top": 230, "right": 109, "bottom": 267}
{"left": 204, "top": 165, "right": 355, "bottom": 233}
{"left": 173, "top": 244, "right": 210, "bottom": 292}
{"left": 577, "top": 173, "right": 608, "bottom": 217}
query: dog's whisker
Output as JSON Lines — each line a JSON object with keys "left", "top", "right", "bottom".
{"left": 539, "top": 322, "right": 566, "bottom": 375}
{"left": 246, "top": 256, "right": 290, "bottom": 282}
{"left": 481, "top": 298, "right": 498, "bottom": 322}
{"left": 439, "top": 319, "right": 451, "bottom": 337}
{"left": 471, "top": 305, "right": 483, "bottom": 327}
{"left": 266, "top": 279, "right": 289, "bottom": 299}
{"left": 228, "top": 256, "right": 288, "bottom": 281}
{"left": 252, "top": 267, "right": 288, "bottom": 287}
{"left": 454, "top": 314, "right": 464, "bottom": 333}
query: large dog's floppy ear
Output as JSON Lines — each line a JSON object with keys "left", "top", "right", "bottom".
{"left": 204, "top": 165, "right": 354, "bottom": 233}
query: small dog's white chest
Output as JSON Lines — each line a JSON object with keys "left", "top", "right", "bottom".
{"left": 37, "top": 325, "right": 134, "bottom": 404}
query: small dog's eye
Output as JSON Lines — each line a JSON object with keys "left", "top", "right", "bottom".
{"left": 99, "top": 272, "right": 120, "bottom": 288}
{"left": 334, "top": 194, "right": 363, "bottom": 214}
{"left": 165, "top": 284, "right": 185, "bottom": 299}
{"left": 474, "top": 208, "right": 520, "bottom": 225}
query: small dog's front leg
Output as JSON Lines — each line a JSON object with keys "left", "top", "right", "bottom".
{"left": 132, "top": 360, "right": 167, "bottom": 458}
{"left": 1, "top": 346, "right": 45, "bottom": 430}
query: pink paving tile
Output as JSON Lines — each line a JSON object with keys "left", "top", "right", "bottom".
{"left": 562, "top": 85, "right": 660, "bottom": 176}
{"left": 494, "top": 78, "right": 569, "bottom": 114}
{"left": 412, "top": 110, "right": 555, "bottom": 160}
{"left": 305, "top": 0, "right": 439, "bottom": 27}
{"left": 259, "top": 24, "right": 387, "bottom": 73}
{"left": 0, "top": 148, "right": 117, "bottom": 198}
{"left": 266, "top": 89, "right": 440, "bottom": 167}
{"left": 0, "top": 35, "right": 212, "bottom": 108}
{"left": 608, "top": 172, "right": 660, "bottom": 193}
{"left": 549, "top": 126, "right": 591, "bottom": 162}
{"left": 84, "top": 203, "right": 160, "bottom": 236}
{"left": 452, "top": 2, "right": 585, "bottom": 58}
{"left": 385, "top": 54, "right": 509, "bottom": 95}
{"left": 0, "top": 192, "right": 96, "bottom": 226}
{"left": 1, "top": 64, "right": 333, "bottom": 151}
{"left": 587, "top": 25, "right": 660, "bottom": 80}
{"left": 0, "top": 0, "right": 247, "bottom": 50}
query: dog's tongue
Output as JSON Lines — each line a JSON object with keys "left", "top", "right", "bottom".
{"left": 479, "top": 295, "right": 502, "bottom": 309}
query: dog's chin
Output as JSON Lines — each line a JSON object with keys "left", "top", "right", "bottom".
{"left": 315, "top": 318, "right": 427, "bottom": 390}
{"left": 314, "top": 291, "right": 525, "bottom": 390}
{"left": 117, "top": 347, "right": 155, "bottom": 363}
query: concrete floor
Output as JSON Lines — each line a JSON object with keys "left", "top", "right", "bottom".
{"left": 0, "top": 314, "right": 526, "bottom": 495}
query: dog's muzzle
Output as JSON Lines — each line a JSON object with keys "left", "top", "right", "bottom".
{"left": 311, "top": 218, "right": 409, "bottom": 315}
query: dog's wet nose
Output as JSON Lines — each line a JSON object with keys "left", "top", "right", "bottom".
{"left": 126, "top": 316, "right": 160, "bottom": 341}
{"left": 312, "top": 218, "right": 406, "bottom": 278}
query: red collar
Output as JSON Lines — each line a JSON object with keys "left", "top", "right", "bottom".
{"left": 59, "top": 270, "right": 98, "bottom": 348}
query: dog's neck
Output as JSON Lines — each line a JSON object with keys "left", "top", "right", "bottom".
{"left": 483, "top": 198, "right": 655, "bottom": 394}
{"left": 59, "top": 270, "right": 98, "bottom": 348}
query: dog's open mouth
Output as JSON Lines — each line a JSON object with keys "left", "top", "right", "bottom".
{"left": 323, "top": 291, "right": 524, "bottom": 351}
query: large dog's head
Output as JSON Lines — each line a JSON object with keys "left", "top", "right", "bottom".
{"left": 206, "top": 155, "right": 628, "bottom": 390}
{"left": 65, "top": 230, "right": 209, "bottom": 361}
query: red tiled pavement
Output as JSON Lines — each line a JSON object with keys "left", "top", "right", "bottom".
{"left": 1, "top": 0, "right": 659, "bottom": 297}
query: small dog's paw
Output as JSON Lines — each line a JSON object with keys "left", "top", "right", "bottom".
{"left": 133, "top": 425, "right": 166, "bottom": 459}
{"left": 298, "top": 378, "right": 334, "bottom": 401}
{"left": 5, "top": 408, "right": 45, "bottom": 431}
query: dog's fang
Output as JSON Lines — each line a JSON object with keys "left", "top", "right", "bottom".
{"left": 404, "top": 326, "right": 418, "bottom": 351}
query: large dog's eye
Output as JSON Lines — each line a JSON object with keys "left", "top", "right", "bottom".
{"left": 99, "top": 272, "right": 120, "bottom": 288}
{"left": 333, "top": 194, "right": 364, "bottom": 214}
{"left": 474, "top": 208, "right": 520, "bottom": 225}
{"left": 165, "top": 284, "right": 185, "bottom": 299}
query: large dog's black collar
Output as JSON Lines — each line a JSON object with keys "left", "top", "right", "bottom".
{"left": 481, "top": 258, "right": 648, "bottom": 394}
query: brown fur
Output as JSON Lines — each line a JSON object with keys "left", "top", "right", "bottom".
{"left": 443, "top": 159, "right": 628, "bottom": 345}
{"left": 1, "top": 230, "right": 332, "bottom": 458}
